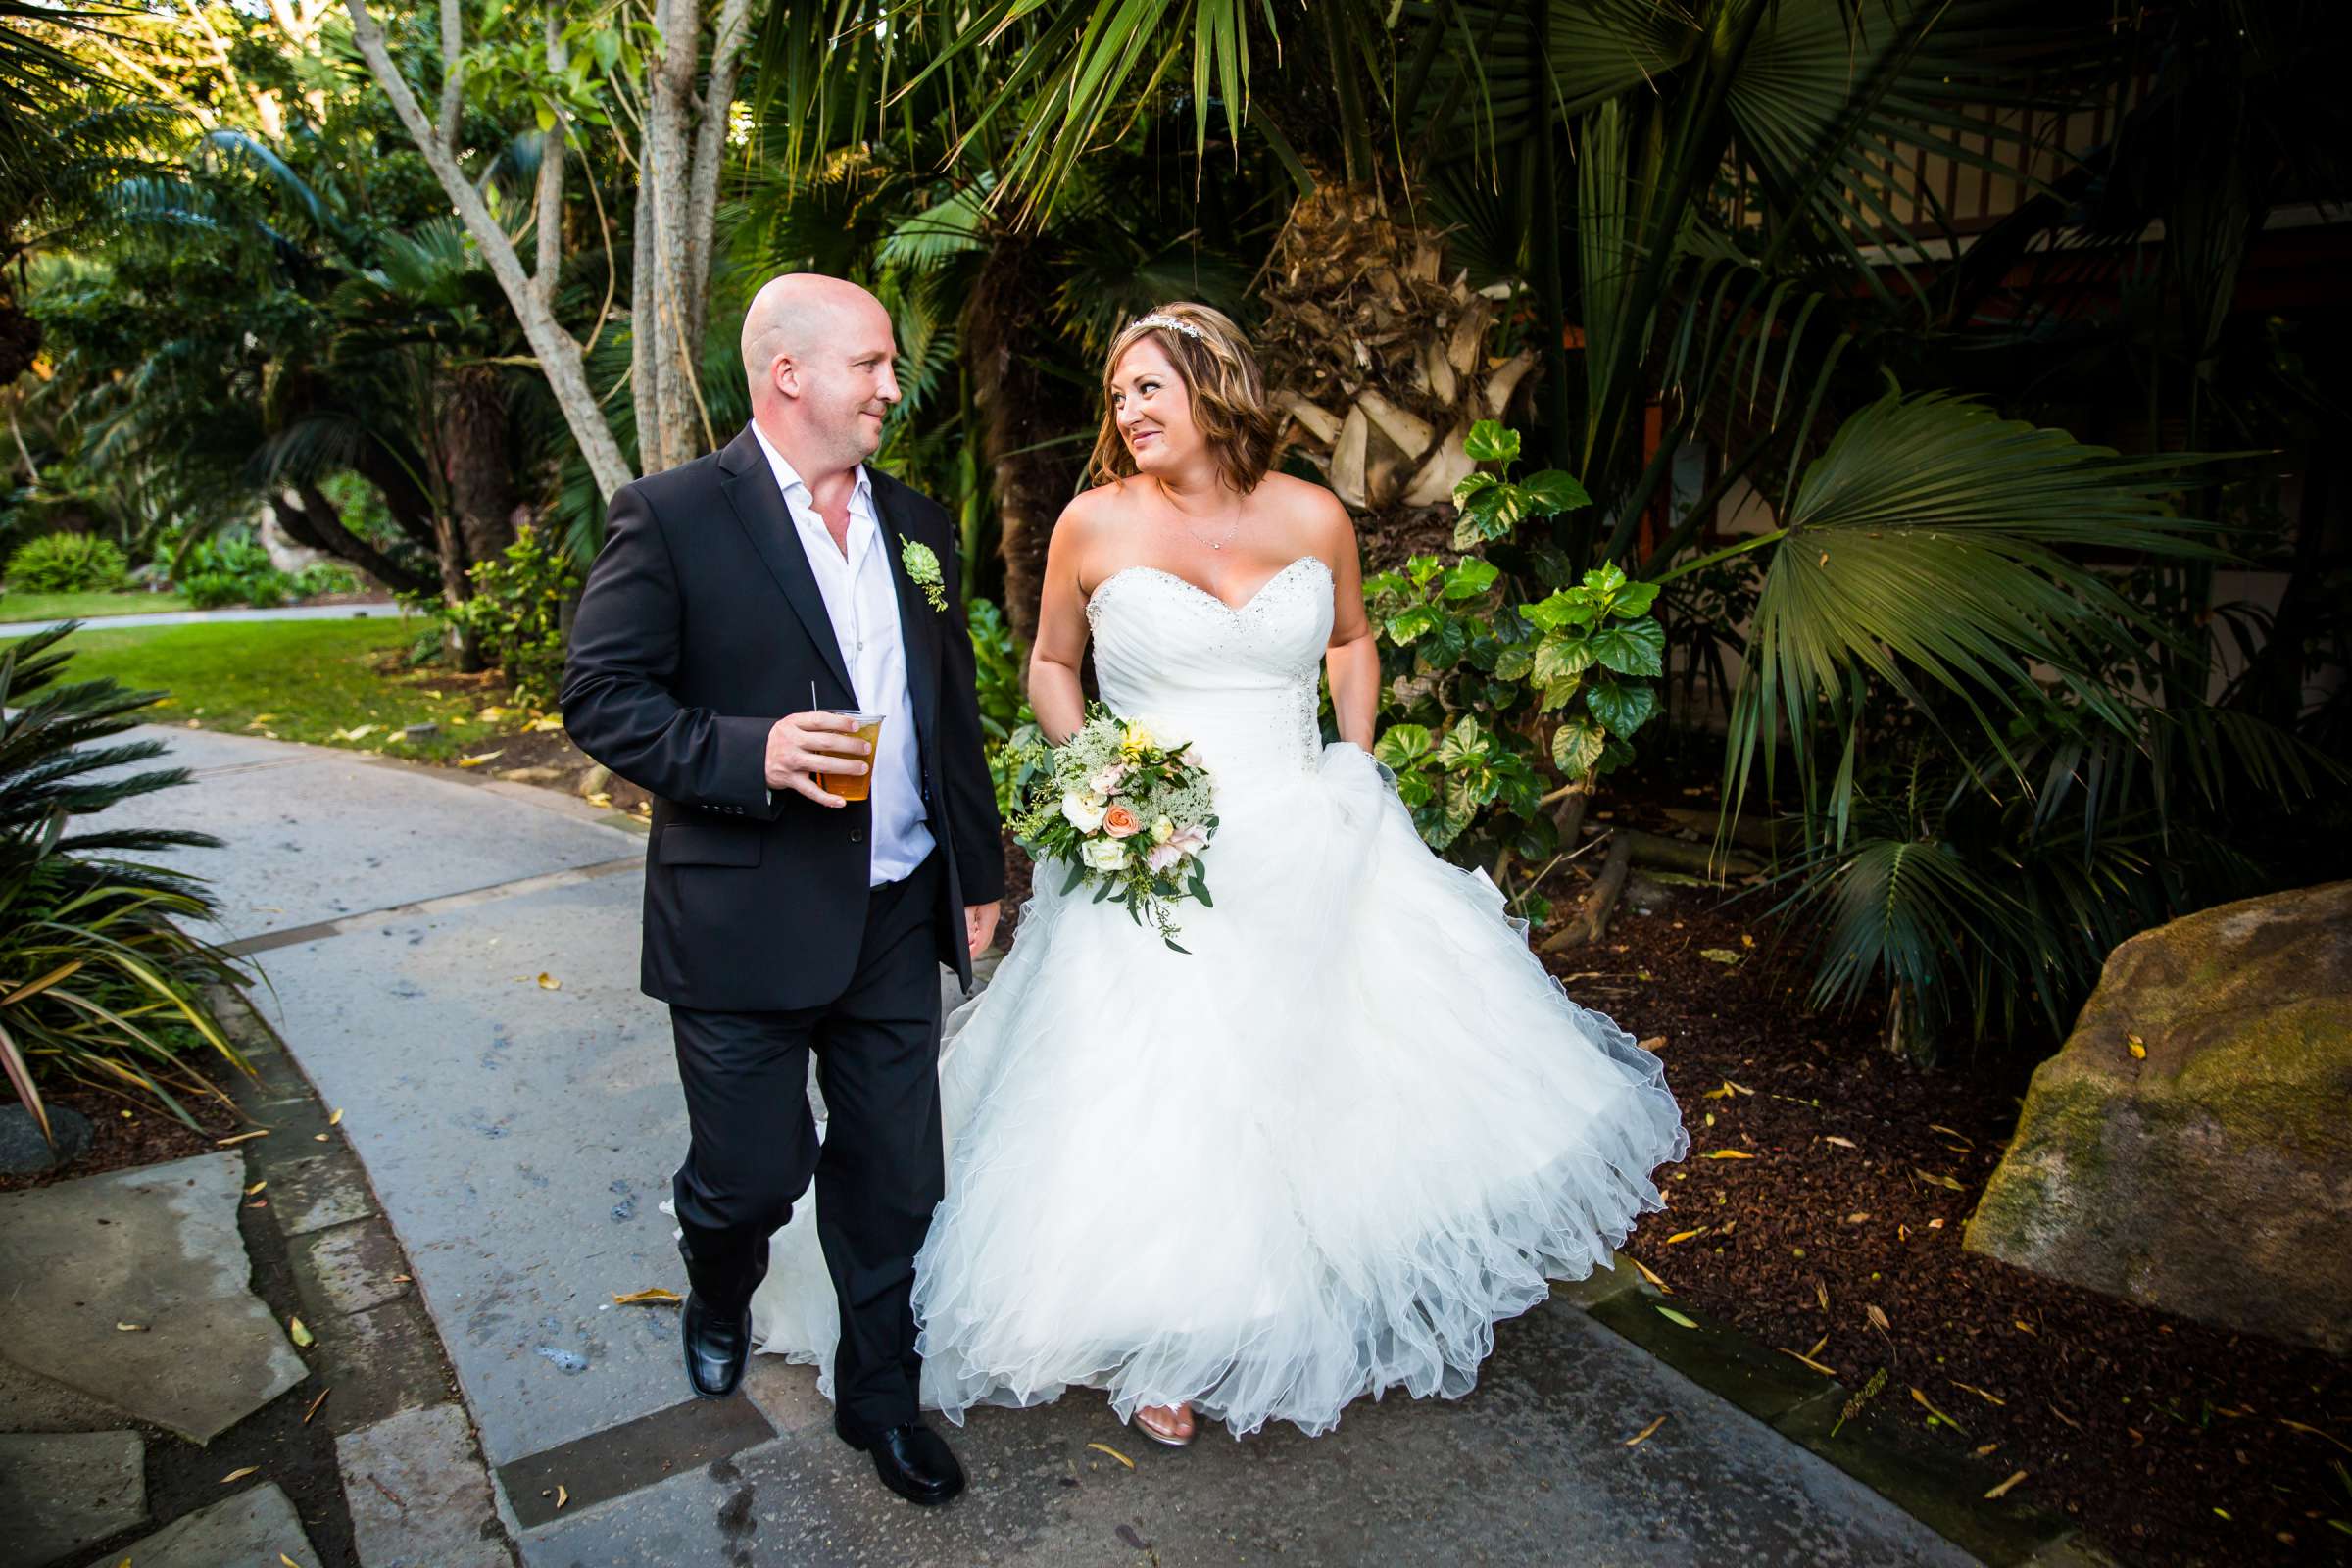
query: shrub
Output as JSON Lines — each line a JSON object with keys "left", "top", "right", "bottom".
{"left": 0, "top": 624, "right": 250, "bottom": 1131}
{"left": 182, "top": 571, "right": 246, "bottom": 610}
{"left": 6, "top": 533, "right": 129, "bottom": 593}
{"left": 291, "top": 564, "right": 359, "bottom": 598}
{"left": 440, "top": 523, "right": 581, "bottom": 705}
{"left": 172, "top": 534, "right": 296, "bottom": 609}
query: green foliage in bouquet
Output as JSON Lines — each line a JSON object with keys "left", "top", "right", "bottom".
{"left": 1004, "top": 704, "right": 1218, "bottom": 952}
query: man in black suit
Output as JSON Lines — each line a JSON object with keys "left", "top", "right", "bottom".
{"left": 561, "top": 273, "right": 1003, "bottom": 1506}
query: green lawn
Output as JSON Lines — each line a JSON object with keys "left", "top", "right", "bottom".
{"left": 0, "top": 589, "right": 194, "bottom": 621}
{"left": 56, "top": 615, "right": 537, "bottom": 762}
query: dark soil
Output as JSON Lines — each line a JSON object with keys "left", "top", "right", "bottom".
{"left": 1575, "top": 892, "right": 2350, "bottom": 1568}
{"left": 0, "top": 1084, "right": 243, "bottom": 1195}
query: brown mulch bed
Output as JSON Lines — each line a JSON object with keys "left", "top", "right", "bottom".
{"left": 0, "top": 1085, "right": 243, "bottom": 1196}
{"left": 1567, "top": 895, "right": 2350, "bottom": 1568}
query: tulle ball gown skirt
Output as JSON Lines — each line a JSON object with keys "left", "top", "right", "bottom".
{"left": 909, "top": 744, "right": 1682, "bottom": 1438}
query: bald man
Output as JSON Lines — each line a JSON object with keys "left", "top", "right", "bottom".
{"left": 562, "top": 273, "right": 1002, "bottom": 1506}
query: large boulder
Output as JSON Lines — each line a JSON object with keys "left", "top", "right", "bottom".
{"left": 1964, "top": 880, "right": 2352, "bottom": 1352}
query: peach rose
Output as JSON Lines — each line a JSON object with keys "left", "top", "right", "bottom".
{"left": 1102, "top": 804, "right": 1142, "bottom": 839}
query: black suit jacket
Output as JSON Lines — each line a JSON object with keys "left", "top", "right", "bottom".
{"left": 560, "top": 424, "right": 1004, "bottom": 1011}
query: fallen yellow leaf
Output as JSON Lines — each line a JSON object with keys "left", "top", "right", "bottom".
{"left": 116, "top": 1322, "right": 145, "bottom": 1332}
{"left": 457, "top": 751, "right": 504, "bottom": 768}
{"left": 288, "top": 1316, "right": 314, "bottom": 1348}
{"left": 537, "top": 972, "right": 562, "bottom": 990}
{"left": 556, "top": 1484, "right": 569, "bottom": 1510}
{"left": 222, "top": 1465, "right": 259, "bottom": 1483}
{"left": 244, "top": 1180, "right": 267, "bottom": 1196}
{"left": 1623, "top": 1414, "right": 1667, "bottom": 1447}
{"left": 1088, "top": 1442, "right": 1136, "bottom": 1469}
{"left": 283, "top": 1555, "right": 305, "bottom": 1568}
{"left": 1664, "top": 1227, "right": 1708, "bottom": 1245}
{"left": 529, "top": 714, "right": 566, "bottom": 732}
{"left": 2126, "top": 1032, "right": 2146, "bottom": 1059}
{"left": 1635, "top": 1036, "right": 1665, "bottom": 1052}
{"left": 1655, "top": 1306, "right": 1698, "bottom": 1329}
{"left": 1778, "top": 1347, "right": 1837, "bottom": 1377}
{"left": 1974, "top": 1443, "right": 1999, "bottom": 1457}
{"left": 216, "top": 1130, "right": 270, "bottom": 1146}
{"left": 304, "top": 1388, "right": 330, "bottom": 1424}
{"left": 1953, "top": 1381, "right": 2007, "bottom": 1406}
{"left": 1628, "top": 1256, "right": 1670, "bottom": 1294}
{"left": 1702, "top": 1150, "right": 1755, "bottom": 1160}
{"left": 1698, "top": 948, "right": 1741, "bottom": 964}
{"left": 1866, "top": 1304, "right": 1891, "bottom": 1332}
{"left": 1844, "top": 1212, "right": 1872, "bottom": 1224}
{"left": 1984, "top": 1470, "right": 2028, "bottom": 1500}
{"left": 1914, "top": 1168, "right": 1967, "bottom": 1191}
{"left": 1740, "top": 933, "right": 1755, "bottom": 948}
{"left": 612, "top": 1288, "right": 684, "bottom": 1306}
{"left": 1822, "top": 1135, "right": 1857, "bottom": 1149}
{"left": 328, "top": 1108, "right": 344, "bottom": 1126}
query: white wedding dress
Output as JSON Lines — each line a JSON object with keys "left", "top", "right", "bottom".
{"left": 744, "top": 554, "right": 1688, "bottom": 1438}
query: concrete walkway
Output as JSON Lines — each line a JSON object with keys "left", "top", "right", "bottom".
{"left": 0, "top": 602, "right": 402, "bottom": 638}
{"left": 113, "top": 724, "right": 1983, "bottom": 1567}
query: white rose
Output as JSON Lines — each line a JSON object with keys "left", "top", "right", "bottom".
{"left": 1060, "top": 790, "right": 1108, "bottom": 831}
{"left": 1080, "top": 836, "right": 1128, "bottom": 871}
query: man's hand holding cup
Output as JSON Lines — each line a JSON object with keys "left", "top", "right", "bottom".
{"left": 765, "top": 710, "right": 874, "bottom": 808}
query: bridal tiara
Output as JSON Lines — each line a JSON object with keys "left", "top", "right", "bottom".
{"left": 1131, "top": 313, "right": 1205, "bottom": 341}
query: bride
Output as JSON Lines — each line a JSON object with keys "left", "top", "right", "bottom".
{"left": 746, "top": 302, "right": 1688, "bottom": 1446}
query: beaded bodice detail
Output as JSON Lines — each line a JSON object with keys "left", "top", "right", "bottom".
{"left": 1083, "top": 555, "right": 1334, "bottom": 781}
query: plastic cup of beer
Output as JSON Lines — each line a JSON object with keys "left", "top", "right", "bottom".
{"left": 820, "top": 710, "right": 885, "bottom": 802}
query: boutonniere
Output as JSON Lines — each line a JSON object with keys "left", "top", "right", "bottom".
{"left": 901, "top": 538, "right": 948, "bottom": 612}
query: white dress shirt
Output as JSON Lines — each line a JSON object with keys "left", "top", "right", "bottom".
{"left": 752, "top": 423, "right": 934, "bottom": 886}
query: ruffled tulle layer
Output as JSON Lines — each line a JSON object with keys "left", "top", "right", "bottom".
{"left": 750, "top": 741, "right": 1687, "bottom": 1438}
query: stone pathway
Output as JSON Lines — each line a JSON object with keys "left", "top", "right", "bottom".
{"left": 35, "top": 724, "right": 2004, "bottom": 1566}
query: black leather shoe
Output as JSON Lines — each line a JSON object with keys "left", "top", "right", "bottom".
{"left": 679, "top": 1289, "right": 753, "bottom": 1399}
{"left": 676, "top": 1226, "right": 766, "bottom": 1400}
{"left": 838, "top": 1417, "right": 965, "bottom": 1505}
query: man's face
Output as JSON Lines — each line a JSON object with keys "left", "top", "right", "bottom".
{"left": 780, "top": 301, "right": 901, "bottom": 466}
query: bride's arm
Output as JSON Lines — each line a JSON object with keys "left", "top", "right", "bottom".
{"left": 1317, "top": 492, "right": 1379, "bottom": 750}
{"left": 1027, "top": 495, "right": 1097, "bottom": 746}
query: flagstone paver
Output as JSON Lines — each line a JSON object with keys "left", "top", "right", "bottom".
{"left": 0, "top": 1152, "right": 307, "bottom": 1444}
{"left": 105, "top": 1480, "right": 318, "bottom": 1567}
{"left": 0, "top": 1430, "right": 146, "bottom": 1567}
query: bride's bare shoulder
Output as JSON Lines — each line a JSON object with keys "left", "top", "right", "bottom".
{"left": 1254, "top": 471, "right": 1354, "bottom": 552}
{"left": 1056, "top": 475, "right": 1154, "bottom": 539}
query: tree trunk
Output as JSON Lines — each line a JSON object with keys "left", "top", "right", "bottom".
{"left": 269, "top": 485, "right": 436, "bottom": 596}
{"left": 438, "top": 366, "right": 516, "bottom": 570}
{"left": 1255, "top": 183, "right": 1536, "bottom": 571}
{"left": 342, "top": 0, "right": 634, "bottom": 501}
{"left": 964, "top": 238, "right": 1082, "bottom": 646}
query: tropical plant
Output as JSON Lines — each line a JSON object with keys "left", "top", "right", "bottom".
{"left": 5, "top": 532, "right": 128, "bottom": 592}
{"left": 432, "top": 521, "right": 582, "bottom": 706}
{"left": 0, "top": 624, "right": 251, "bottom": 1136}
{"left": 849, "top": 0, "right": 2352, "bottom": 1059}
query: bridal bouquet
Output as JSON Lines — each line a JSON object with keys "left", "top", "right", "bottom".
{"left": 1008, "top": 704, "right": 1217, "bottom": 952}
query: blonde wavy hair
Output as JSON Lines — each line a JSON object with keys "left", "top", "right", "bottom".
{"left": 1088, "top": 303, "right": 1282, "bottom": 495}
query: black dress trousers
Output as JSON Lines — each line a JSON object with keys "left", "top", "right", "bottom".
{"left": 668, "top": 849, "right": 947, "bottom": 1439}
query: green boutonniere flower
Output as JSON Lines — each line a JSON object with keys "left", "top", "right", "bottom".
{"left": 900, "top": 538, "right": 948, "bottom": 612}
